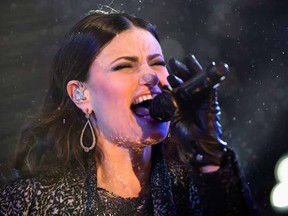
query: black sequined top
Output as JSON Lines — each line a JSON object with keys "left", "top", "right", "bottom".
{"left": 0, "top": 146, "right": 258, "bottom": 216}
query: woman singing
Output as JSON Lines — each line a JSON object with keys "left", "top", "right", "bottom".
{"left": 0, "top": 11, "right": 258, "bottom": 215}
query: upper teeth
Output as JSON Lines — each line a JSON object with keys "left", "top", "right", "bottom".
{"left": 133, "top": 95, "right": 153, "bottom": 105}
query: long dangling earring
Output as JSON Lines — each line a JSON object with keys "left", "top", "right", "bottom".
{"left": 80, "top": 110, "right": 96, "bottom": 152}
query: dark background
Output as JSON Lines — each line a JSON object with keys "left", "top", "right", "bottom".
{"left": 0, "top": 0, "right": 287, "bottom": 215}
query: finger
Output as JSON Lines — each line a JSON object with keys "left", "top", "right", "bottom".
{"left": 185, "top": 54, "right": 204, "bottom": 76}
{"left": 168, "top": 58, "right": 190, "bottom": 81}
{"left": 167, "top": 74, "right": 183, "bottom": 88}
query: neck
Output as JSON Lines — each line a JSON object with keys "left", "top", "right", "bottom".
{"left": 97, "top": 139, "right": 152, "bottom": 198}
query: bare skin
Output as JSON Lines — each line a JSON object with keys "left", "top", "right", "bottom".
{"left": 96, "top": 137, "right": 152, "bottom": 198}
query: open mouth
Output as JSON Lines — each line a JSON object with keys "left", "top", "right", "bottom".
{"left": 131, "top": 95, "right": 153, "bottom": 117}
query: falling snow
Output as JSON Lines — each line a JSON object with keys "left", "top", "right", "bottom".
{"left": 0, "top": 1, "right": 287, "bottom": 215}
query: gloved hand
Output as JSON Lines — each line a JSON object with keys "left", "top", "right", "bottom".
{"left": 167, "top": 54, "right": 228, "bottom": 167}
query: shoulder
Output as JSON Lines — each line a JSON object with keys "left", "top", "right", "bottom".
{"left": 1, "top": 177, "right": 38, "bottom": 214}
{"left": 1, "top": 168, "right": 86, "bottom": 214}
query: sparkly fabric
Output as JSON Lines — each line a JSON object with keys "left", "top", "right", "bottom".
{"left": 1, "top": 145, "right": 258, "bottom": 215}
{"left": 191, "top": 149, "right": 260, "bottom": 216}
{"left": 0, "top": 145, "right": 202, "bottom": 215}
{"left": 96, "top": 188, "right": 153, "bottom": 215}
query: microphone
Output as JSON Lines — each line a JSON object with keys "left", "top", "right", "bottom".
{"left": 149, "top": 87, "right": 177, "bottom": 122}
{"left": 149, "top": 62, "right": 229, "bottom": 122}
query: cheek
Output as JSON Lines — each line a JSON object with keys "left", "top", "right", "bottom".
{"left": 89, "top": 78, "right": 132, "bottom": 117}
{"left": 158, "top": 69, "right": 170, "bottom": 86}
{"left": 92, "top": 89, "right": 119, "bottom": 114}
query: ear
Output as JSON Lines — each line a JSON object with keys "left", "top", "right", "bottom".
{"left": 67, "top": 80, "right": 92, "bottom": 114}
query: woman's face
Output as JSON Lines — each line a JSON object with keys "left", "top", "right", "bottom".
{"left": 86, "top": 27, "right": 170, "bottom": 148}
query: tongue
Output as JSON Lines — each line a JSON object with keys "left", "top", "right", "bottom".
{"left": 132, "top": 106, "right": 150, "bottom": 117}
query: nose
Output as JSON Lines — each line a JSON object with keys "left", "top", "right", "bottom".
{"left": 139, "top": 72, "right": 159, "bottom": 87}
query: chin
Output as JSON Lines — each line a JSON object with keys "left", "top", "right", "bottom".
{"left": 141, "top": 129, "right": 169, "bottom": 146}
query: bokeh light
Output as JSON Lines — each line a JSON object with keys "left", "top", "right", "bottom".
{"left": 271, "top": 154, "right": 288, "bottom": 212}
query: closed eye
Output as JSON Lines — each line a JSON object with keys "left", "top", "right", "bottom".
{"left": 151, "top": 61, "right": 166, "bottom": 67}
{"left": 112, "top": 64, "right": 132, "bottom": 71}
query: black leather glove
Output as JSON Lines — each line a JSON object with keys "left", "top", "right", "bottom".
{"left": 167, "top": 54, "right": 228, "bottom": 167}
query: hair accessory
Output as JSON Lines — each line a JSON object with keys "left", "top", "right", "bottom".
{"left": 80, "top": 110, "right": 96, "bottom": 152}
{"left": 74, "top": 82, "right": 87, "bottom": 102}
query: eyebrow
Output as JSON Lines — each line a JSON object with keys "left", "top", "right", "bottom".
{"left": 110, "top": 54, "right": 164, "bottom": 64}
{"left": 148, "top": 54, "right": 164, "bottom": 61}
